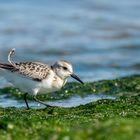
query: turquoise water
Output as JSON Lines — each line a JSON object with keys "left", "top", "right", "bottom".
{"left": 0, "top": 0, "right": 140, "bottom": 82}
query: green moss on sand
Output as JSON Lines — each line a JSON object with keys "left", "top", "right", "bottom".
{"left": 0, "top": 75, "right": 140, "bottom": 140}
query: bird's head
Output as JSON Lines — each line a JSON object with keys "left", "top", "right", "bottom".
{"left": 52, "top": 60, "right": 84, "bottom": 84}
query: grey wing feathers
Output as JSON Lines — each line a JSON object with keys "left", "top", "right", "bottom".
{"left": 0, "top": 62, "right": 51, "bottom": 81}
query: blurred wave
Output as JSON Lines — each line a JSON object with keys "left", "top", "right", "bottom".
{"left": 0, "top": 0, "right": 140, "bottom": 82}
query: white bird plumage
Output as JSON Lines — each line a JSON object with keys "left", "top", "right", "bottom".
{"left": 0, "top": 48, "right": 84, "bottom": 109}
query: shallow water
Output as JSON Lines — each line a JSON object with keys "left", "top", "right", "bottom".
{"left": 0, "top": 94, "right": 115, "bottom": 108}
{"left": 47, "top": 94, "right": 116, "bottom": 108}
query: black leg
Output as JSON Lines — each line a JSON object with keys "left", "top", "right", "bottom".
{"left": 33, "top": 96, "right": 51, "bottom": 107}
{"left": 24, "top": 93, "right": 30, "bottom": 109}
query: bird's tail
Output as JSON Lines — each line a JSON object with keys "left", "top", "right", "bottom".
{"left": 0, "top": 48, "right": 17, "bottom": 71}
{"left": 0, "top": 63, "right": 14, "bottom": 70}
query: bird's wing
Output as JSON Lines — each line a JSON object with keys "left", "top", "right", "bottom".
{"left": 0, "top": 62, "right": 51, "bottom": 81}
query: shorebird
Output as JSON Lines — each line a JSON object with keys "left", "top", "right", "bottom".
{"left": 0, "top": 48, "right": 84, "bottom": 109}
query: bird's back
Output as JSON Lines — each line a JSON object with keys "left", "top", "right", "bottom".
{"left": 0, "top": 61, "right": 58, "bottom": 95}
{"left": 0, "top": 61, "right": 51, "bottom": 81}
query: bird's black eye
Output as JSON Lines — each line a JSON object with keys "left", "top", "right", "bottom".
{"left": 63, "top": 66, "right": 68, "bottom": 70}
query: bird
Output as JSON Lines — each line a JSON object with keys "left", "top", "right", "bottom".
{"left": 0, "top": 48, "right": 84, "bottom": 109}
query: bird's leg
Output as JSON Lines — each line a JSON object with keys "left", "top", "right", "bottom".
{"left": 33, "top": 96, "right": 51, "bottom": 107}
{"left": 24, "top": 93, "right": 30, "bottom": 109}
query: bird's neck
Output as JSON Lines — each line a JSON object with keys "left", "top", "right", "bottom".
{"left": 51, "top": 65, "right": 65, "bottom": 80}
{"left": 52, "top": 74, "right": 67, "bottom": 89}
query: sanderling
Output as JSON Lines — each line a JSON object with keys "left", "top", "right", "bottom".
{"left": 0, "top": 48, "right": 84, "bottom": 109}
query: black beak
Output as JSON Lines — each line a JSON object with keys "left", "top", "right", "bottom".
{"left": 71, "top": 73, "right": 84, "bottom": 84}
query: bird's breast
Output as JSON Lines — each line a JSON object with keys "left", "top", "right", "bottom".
{"left": 37, "top": 74, "right": 65, "bottom": 94}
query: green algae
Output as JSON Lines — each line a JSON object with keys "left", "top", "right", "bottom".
{"left": 0, "top": 75, "right": 140, "bottom": 140}
{"left": 1, "top": 74, "right": 140, "bottom": 101}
